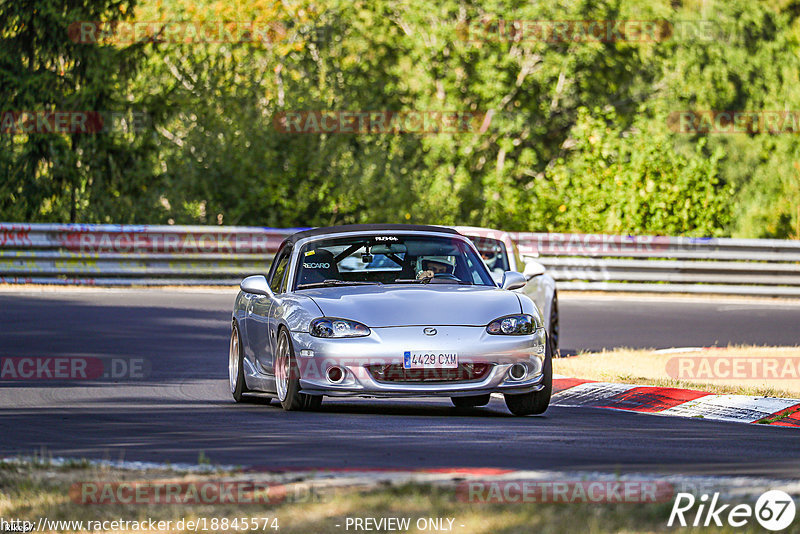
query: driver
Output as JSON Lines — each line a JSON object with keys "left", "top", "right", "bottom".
{"left": 420, "top": 258, "right": 454, "bottom": 275}
{"left": 480, "top": 248, "right": 502, "bottom": 273}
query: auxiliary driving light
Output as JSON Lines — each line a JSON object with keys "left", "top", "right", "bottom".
{"left": 509, "top": 363, "right": 527, "bottom": 380}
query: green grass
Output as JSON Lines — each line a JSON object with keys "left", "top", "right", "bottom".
{"left": 0, "top": 461, "right": 777, "bottom": 533}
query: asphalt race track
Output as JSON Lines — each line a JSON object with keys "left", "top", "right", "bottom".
{"left": 2, "top": 289, "right": 800, "bottom": 477}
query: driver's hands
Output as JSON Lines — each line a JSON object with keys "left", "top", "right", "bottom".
{"left": 416, "top": 270, "right": 434, "bottom": 280}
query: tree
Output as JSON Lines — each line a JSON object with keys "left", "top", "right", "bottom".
{"left": 0, "top": 0, "right": 163, "bottom": 223}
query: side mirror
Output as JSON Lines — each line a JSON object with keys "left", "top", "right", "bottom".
{"left": 523, "top": 261, "right": 547, "bottom": 280}
{"left": 500, "top": 271, "right": 527, "bottom": 291}
{"left": 240, "top": 275, "right": 275, "bottom": 298}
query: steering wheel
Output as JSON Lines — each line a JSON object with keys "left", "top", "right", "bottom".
{"left": 433, "top": 273, "right": 460, "bottom": 281}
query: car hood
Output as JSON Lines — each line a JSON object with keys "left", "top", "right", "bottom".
{"left": 300, "top": 284, "right": 522, "bottom": 327}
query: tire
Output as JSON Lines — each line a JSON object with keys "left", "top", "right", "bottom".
{"left": 229, "top": 322, "right": 248, "bottom": 402}
{"left": 503, "top": 343, "right": 552, "bottom": 416}
{"left": 275, "top": 328, "right": 322, "bottom": 411}
{"left": 451, "top": 394, "right": 491, "bottom": 408}
{"left": 549, "top": 290, "right": 560, "bottom": 357}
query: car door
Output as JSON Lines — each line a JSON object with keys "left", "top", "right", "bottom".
{"left": 245, "top": 246, "right": 290, "bottom": 376}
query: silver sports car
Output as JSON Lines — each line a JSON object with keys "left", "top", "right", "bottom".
{"left": 229, "top": 224, "right": 552, "bottom": 415}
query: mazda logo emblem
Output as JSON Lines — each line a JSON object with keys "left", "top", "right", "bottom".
{"left": 423, "top": 328, "right": 437, "bottom": 336}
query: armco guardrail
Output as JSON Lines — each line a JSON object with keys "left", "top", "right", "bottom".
{"left": 1, "top": 223, "right": 799, "bottom": 296}
{"left": 511, "top": 232, "right": 800, "bottom": 296}
{"left": 0, "top": 223, "right": 298, "bottom": 286}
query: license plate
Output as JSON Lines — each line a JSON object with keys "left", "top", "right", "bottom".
{"left": 403, "top": 351, "right": 458, "bottom": 369}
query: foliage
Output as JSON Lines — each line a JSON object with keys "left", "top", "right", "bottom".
{"left": 0, "top": 0, "right": 798, "bottom": 237}
{"left": 540, "top": 107, "right": 732, "bottom": 236}
{"left": 0, "top": 0, "right": 165, "bottom": 223}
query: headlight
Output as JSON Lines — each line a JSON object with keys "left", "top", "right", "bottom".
{"left": 310, "top": 317, "right": 370, "bottom": 338}
{"left": 486, "top": 314, "right": 536, "bottom": 335}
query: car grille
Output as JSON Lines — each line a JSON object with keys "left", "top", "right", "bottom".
{"left": 366, "top": 363, "right": 492, "bottom": 383}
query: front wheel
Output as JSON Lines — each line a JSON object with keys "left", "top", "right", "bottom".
{"left": 503, "top": 343, "right": 552, "bottom": 416}
{"left": 229, "top": 323, "right": 248, "bottom": 402}
{"left": 275, "top": 329, "right": 322, "bottom": 411}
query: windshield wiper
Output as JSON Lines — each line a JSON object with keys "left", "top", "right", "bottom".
{"left": 297, "top": 280, "right": 380, "bottom": 289}
{"left": 392, "top": 277, "right": 433, "bottom": 284}
{"left": 391, "top": 277, "right": 474, "bottom": 285}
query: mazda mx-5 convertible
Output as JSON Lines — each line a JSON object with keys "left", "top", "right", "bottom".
{"left": 229, "top": 224, "right": 552, "bottom": 415}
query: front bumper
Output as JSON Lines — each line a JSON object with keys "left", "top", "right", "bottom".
{"left": 290, "top": 325, "right": 547, "bottom": 397}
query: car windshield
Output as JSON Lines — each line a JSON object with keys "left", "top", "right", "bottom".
{"left": 294, "top": 234, "right": 496, "bottom": 289}
{"left": 466, "top": 236, "right": 510, "bottom": 275}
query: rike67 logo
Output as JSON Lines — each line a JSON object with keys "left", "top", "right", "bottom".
{"left": 668, "top": 490, "right": 796, "bottom": 531}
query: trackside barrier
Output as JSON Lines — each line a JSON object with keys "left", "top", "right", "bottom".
{"left": 0, "top": 223, "right": 297, "bottom": 286}
{"left": 1, "top": 223, "right": 798, "bottom": 295}
{"left": 511, "top": 232, "right": 800, "bottom": 296}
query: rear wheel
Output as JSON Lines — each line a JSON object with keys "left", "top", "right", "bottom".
{"left": 451, "top": 394, "right": 491, "bottom": 408}
{"left": 275, "top": 329, "right": 322, "bottom": 411}
{"left": 503, "top": 343, "right": 552, "bottom": 416}
{"left": 229, "top": 323, "right": 248, "bottom": 402}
